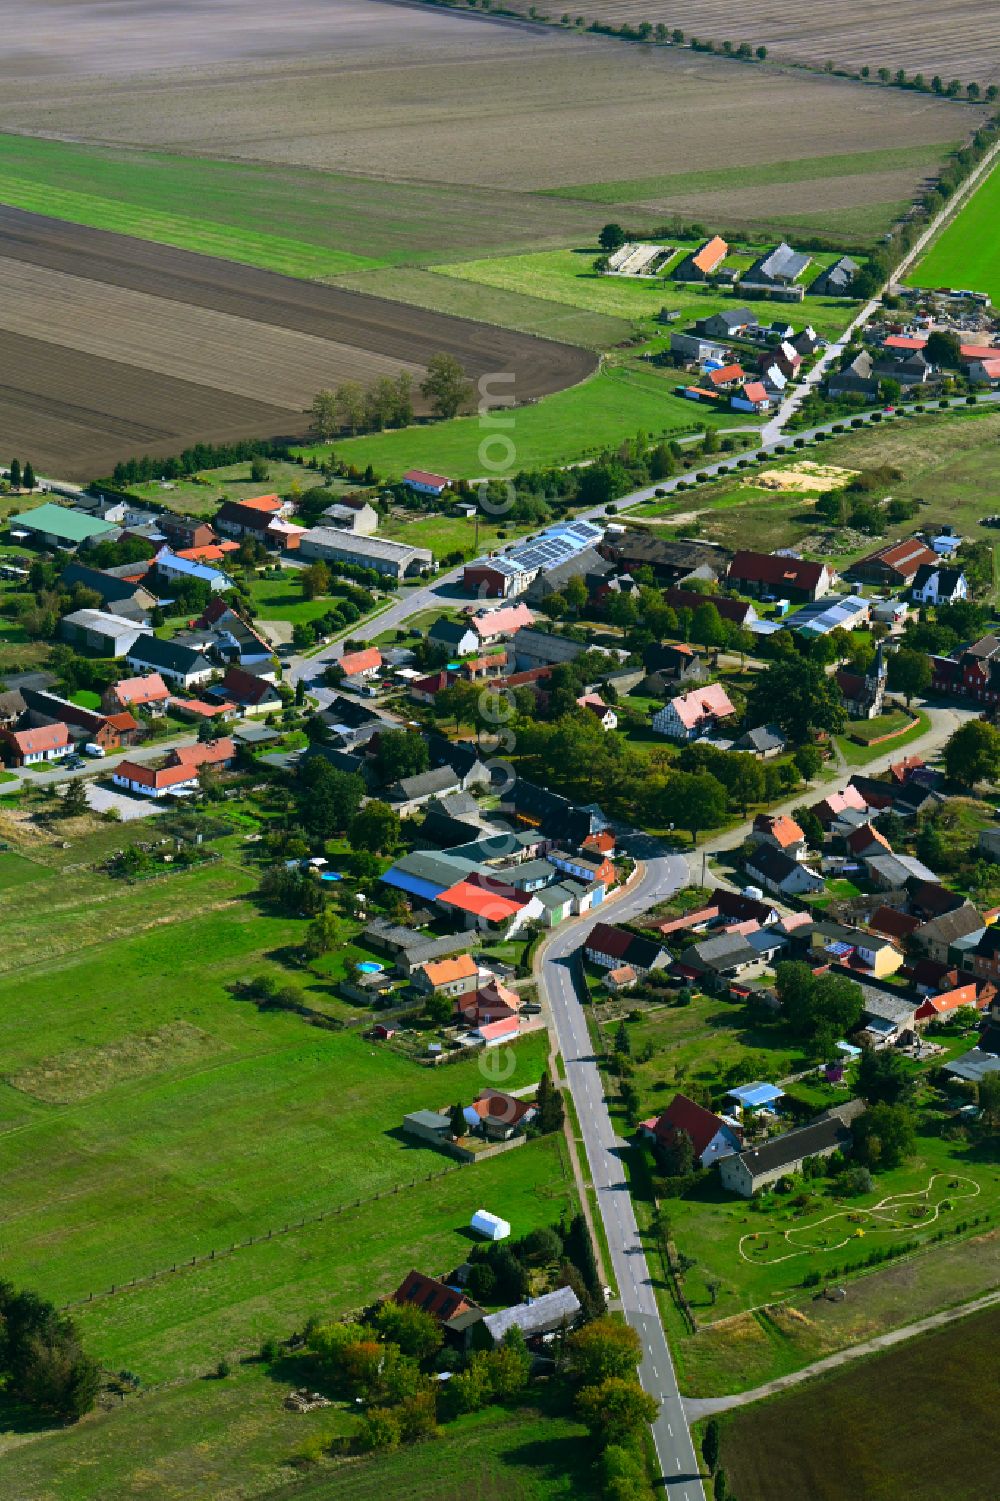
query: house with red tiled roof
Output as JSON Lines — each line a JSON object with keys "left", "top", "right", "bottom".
{"left": 846, "top": 821, "right": 892, "bottom": 859}
{"left": 467, "top": 1015, "right": 522, "bottom": 1046}
{"left": 752, "top": 813, "right": 806, "bottom": 859}
{"left": 102, "top": 672, "right": 171, "bottom": 715}
{"left": 337, "top": 647, "right": 382, "bottom": 679}
{"left": 0, "top": 721, "right": 70, "bottom": 766}
{"left": 811, "top": 785, "right": 869, "bottom": 828}
{"left": 727, "top": 550, "right": 833, "bottom": 602}
{"left": 868, "top": 906, "right": 921, "bottom": 944}
{"left": 674, "top": 235, "right": 728, "bottom": 282}
{"left": 412, "top": 953, "right": 482, "bottom": 998}
{"left": 651, "top": 682, "right": 735, "bottom": 742}
{"left": 112, "top": 737, "right": 235, "bottom": 798}
{"left": 436, "top": 876, "right": 541, "bottom": 936}
{"left": 731, "top": 380, "right": 772, "bottom": 414}
{"left": 706, "top": 363, "right": 745, "bottom": 390}
{"left": 464, "top": 1088, "right": 537, "bottom": 1140}
{"left": 391, "top": 1270, "right": 483, "bottom": 1345}
{"left": 212, "top": 665, "right": 281, "bottom": 716}
{"left": 888, "top": 755, "right": 925, "bottom": 784}
{"left": 470, "top": 603, "right": 535, "bottom": 643}
{"left": 455, "top": 980, "right": 522, "bottom": 1028}
{"left": 584, "top": 922, "right": 667, "bottom": 975}
{"left": 914, "top": 983, "right": 984, "bottom": 1025}
{"left": 402, "top": 470, "right": 452, "bottom": 496}
{"left": 639, "top": 1093, "right": 742, "bottom": 1168}
{"left": 847, "top": 539, "right": 938, "bottom": 588}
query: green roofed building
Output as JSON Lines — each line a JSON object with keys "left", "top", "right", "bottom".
{"left": 9, "top": 502, "right": 117, "bottom": 550}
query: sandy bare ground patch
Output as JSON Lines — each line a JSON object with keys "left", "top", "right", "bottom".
{"left": 756, "top": 462, "right": 859, "bottom": 492}
{"left": 0, "top": 5, "right": 971, "bottom": 194}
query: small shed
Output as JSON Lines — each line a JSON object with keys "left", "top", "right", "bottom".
{"left": 725, "top": 1082, "right": 785, "bottom": 1114}
{"left": 470, "top": 1209, "right": 511, "bottom": 1241}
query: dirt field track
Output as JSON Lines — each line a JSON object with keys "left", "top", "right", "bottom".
{"left": 0, "top": 208, "right": 595, "bottom": 480}
{"left": 503, "top": 1, "right": 1000, "bottom": 89}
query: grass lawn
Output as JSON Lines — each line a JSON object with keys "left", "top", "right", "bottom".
{"left": 613, "top": 990, "right": 812, "bottom": 1122}
{"left": 0, "top": 1373, "right": 598, "bottom": 1501}
{"left": 300, "top": 364, "right": 744, "bottom": 481}
{"left": 836, "top": 708, "right": 930, "bottom": 765}
{"left": 287, "top": 1402, "right": 599, "bottom": 1501}
{"left": 0, "top": 818, "right": 565, "bottom": 1380}
{"left": 639, "top": 1103, "right": 1000, "bottom": 1370}
{"left": 905, "top": 156, "right": 1000, "bottom": 303}
{"left": 333, "top": 264, "right": 631, "bottom": 351}
{"left": 70, "top": 689, "right": 102, "bottom": 710}
{"left": 245, "top": 571, "right": 348, "bottom": 628}
{"left": 842, "top": 708, "right": 917, "bottom": 745}
{"left": 126, "top": 460, "right": 312, "bottom": 517}
{"left": 0, "top": 133, "right": 599, "bottom": 279}
{"left": 719, "top": 1302, "right": 999, "bottom": 1501}
{"left": 380, "top": 511, "right": 513, "bottom": 560}
{"left": 434, "top": 244, "right": 864, "bottom": 344}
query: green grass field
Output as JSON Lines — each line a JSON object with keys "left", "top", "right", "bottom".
{"left": 433, "top": 244, "right": 863, "bottom": 343}
{"left": 126, "top": 460, "right": 312, "bottom": 517}
{"left": 0, "top": 133, "right": 598, "bottom": 280}
{"left": 333, "top": 265, "right": 632, "bottom": 351}
{"left": 0, "top": 821, "right": 565, "bottom": 1382}
{"left": 0, "top": 1366, "right": 596, "bottom": 1501}
{"left": 720, "top": 1303, "right": 998, "bottom": 1500}
{"left": 299, "top": 364, "right": 744, "bottom": 481}
{"left": 906, "top": 157, "right": 1000, "bottom": 301}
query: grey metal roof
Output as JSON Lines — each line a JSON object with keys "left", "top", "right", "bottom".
{"left": 481, "top": 1286, "right": 581, "bottom": 1341}
{"left": 946, "top": 1049, "right": 1000, "bottom": 1083}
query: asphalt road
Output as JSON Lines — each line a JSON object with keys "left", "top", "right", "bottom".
{"left": 542, "top": 845, "right": 704, "bottom": 1499}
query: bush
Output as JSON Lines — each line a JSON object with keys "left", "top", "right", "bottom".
{"left": 216, "top": 1357, "right": 232, "bottom": 1379}
{"left": 840, "top": 1165, "right": 875, "bottom": 1196}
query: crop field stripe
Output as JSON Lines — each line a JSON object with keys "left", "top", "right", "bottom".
{"left": 0, "top": 207, "right": 596, "bottom": 478}
{"left": 547, "top": 142, "right": 956, "bottom": 203}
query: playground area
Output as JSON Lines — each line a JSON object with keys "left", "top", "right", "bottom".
{"left": 740, "top": 1172, "right": 981, "bottom": 1267}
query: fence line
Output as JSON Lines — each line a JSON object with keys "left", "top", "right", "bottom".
{"left": 61, "top": 1164, "right": 463, "bottom": 1311}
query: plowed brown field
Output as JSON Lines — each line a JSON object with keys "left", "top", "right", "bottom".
{"left": 504, "top": 0, "right": 1000, "bottom": 90}
{"left": 0, "top": 209, "right": 595, "bottom": 480}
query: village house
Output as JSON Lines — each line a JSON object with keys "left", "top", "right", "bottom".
{"left": 726, "top": 550, "right": 833, "bottom": 603}
{"left": 673, "top": 235, "right": 728, "bottom": 283}
{"left": 480, "top": 1286, "right": 581, "bottom": 1345}
{"left": 402, "top": 469, "right": 451, "bottom": 497}
{"left": 744, "top": 843, "right": 824, "bottom": 899}
{"left": 719, "top": 1104, "right": 861, "bottom": 1196}
{"left": 111, "top": 737, "right": 235, "bottom": 798}
{"left": 320, "top": 496, "right": 379, "bottom": 534}
{"left": 125, "top": 635, "right": 214, "bottom": 689}
{"left": 469, "top": 602, "right": 535, "bottom": 644}
{"left": 751, "top": 813, "right": 807, "bottom": 861}
{"left": 209, "top": 665, "right": 281, "bottom": 716}
{"left": 910, "top": 564, "right": 968, "bottom": 607}
{"left": 428, "top": 617, "right": 479, "bottom": 657}
{"left": 639, "top": 1093, "right": 742, "bottom": 1168}
{"left": 652, "top": 682, "right": 735, "bottom": 742}
{"left": 102, "top": 672, "right": 171, "bottom": 716}
{"left": 0, "top": 720, "right": 71, "bottom": 766}
{"left": 412, "top": 953, "right": 483, "bottom": 998}
{"left": 733, "top": 723, "right": 787, "bottom": 758}
{"left": 463, "top": 1088, "right": 536, "bottom": 1141}
{"left": 584, "top": 921, "right": 667, "bottom": 976}
{"left": 846, "top": 538, "right": 939, "bottom": 588}
{"left": 391, "top": 1270, "right": 483, "bottom": 1348}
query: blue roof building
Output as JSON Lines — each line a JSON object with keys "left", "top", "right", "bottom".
{"left": 155, "top": 547, "right": 230, "bottom": 592}
{"left": 725, "top": 1082, "right": 785, "bottom": 1111}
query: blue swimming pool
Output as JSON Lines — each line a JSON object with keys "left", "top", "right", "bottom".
{"left": 320, "top": 871, "right": 343, "bottom": 882}
{"left": 356, "top": 961, "right": 384, "bottom": 974}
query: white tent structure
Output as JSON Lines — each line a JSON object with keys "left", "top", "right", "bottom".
{"left": 470, "top": 1209, "right": 511, "bottom": 1241}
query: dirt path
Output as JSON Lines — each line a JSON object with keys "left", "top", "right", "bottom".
{"left": 684, "top": 1285, "right": 1000, "bottom": 1419}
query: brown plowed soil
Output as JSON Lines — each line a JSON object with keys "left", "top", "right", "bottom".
{"left": 0, "top": 208, "right": 596, "bottom": 481}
